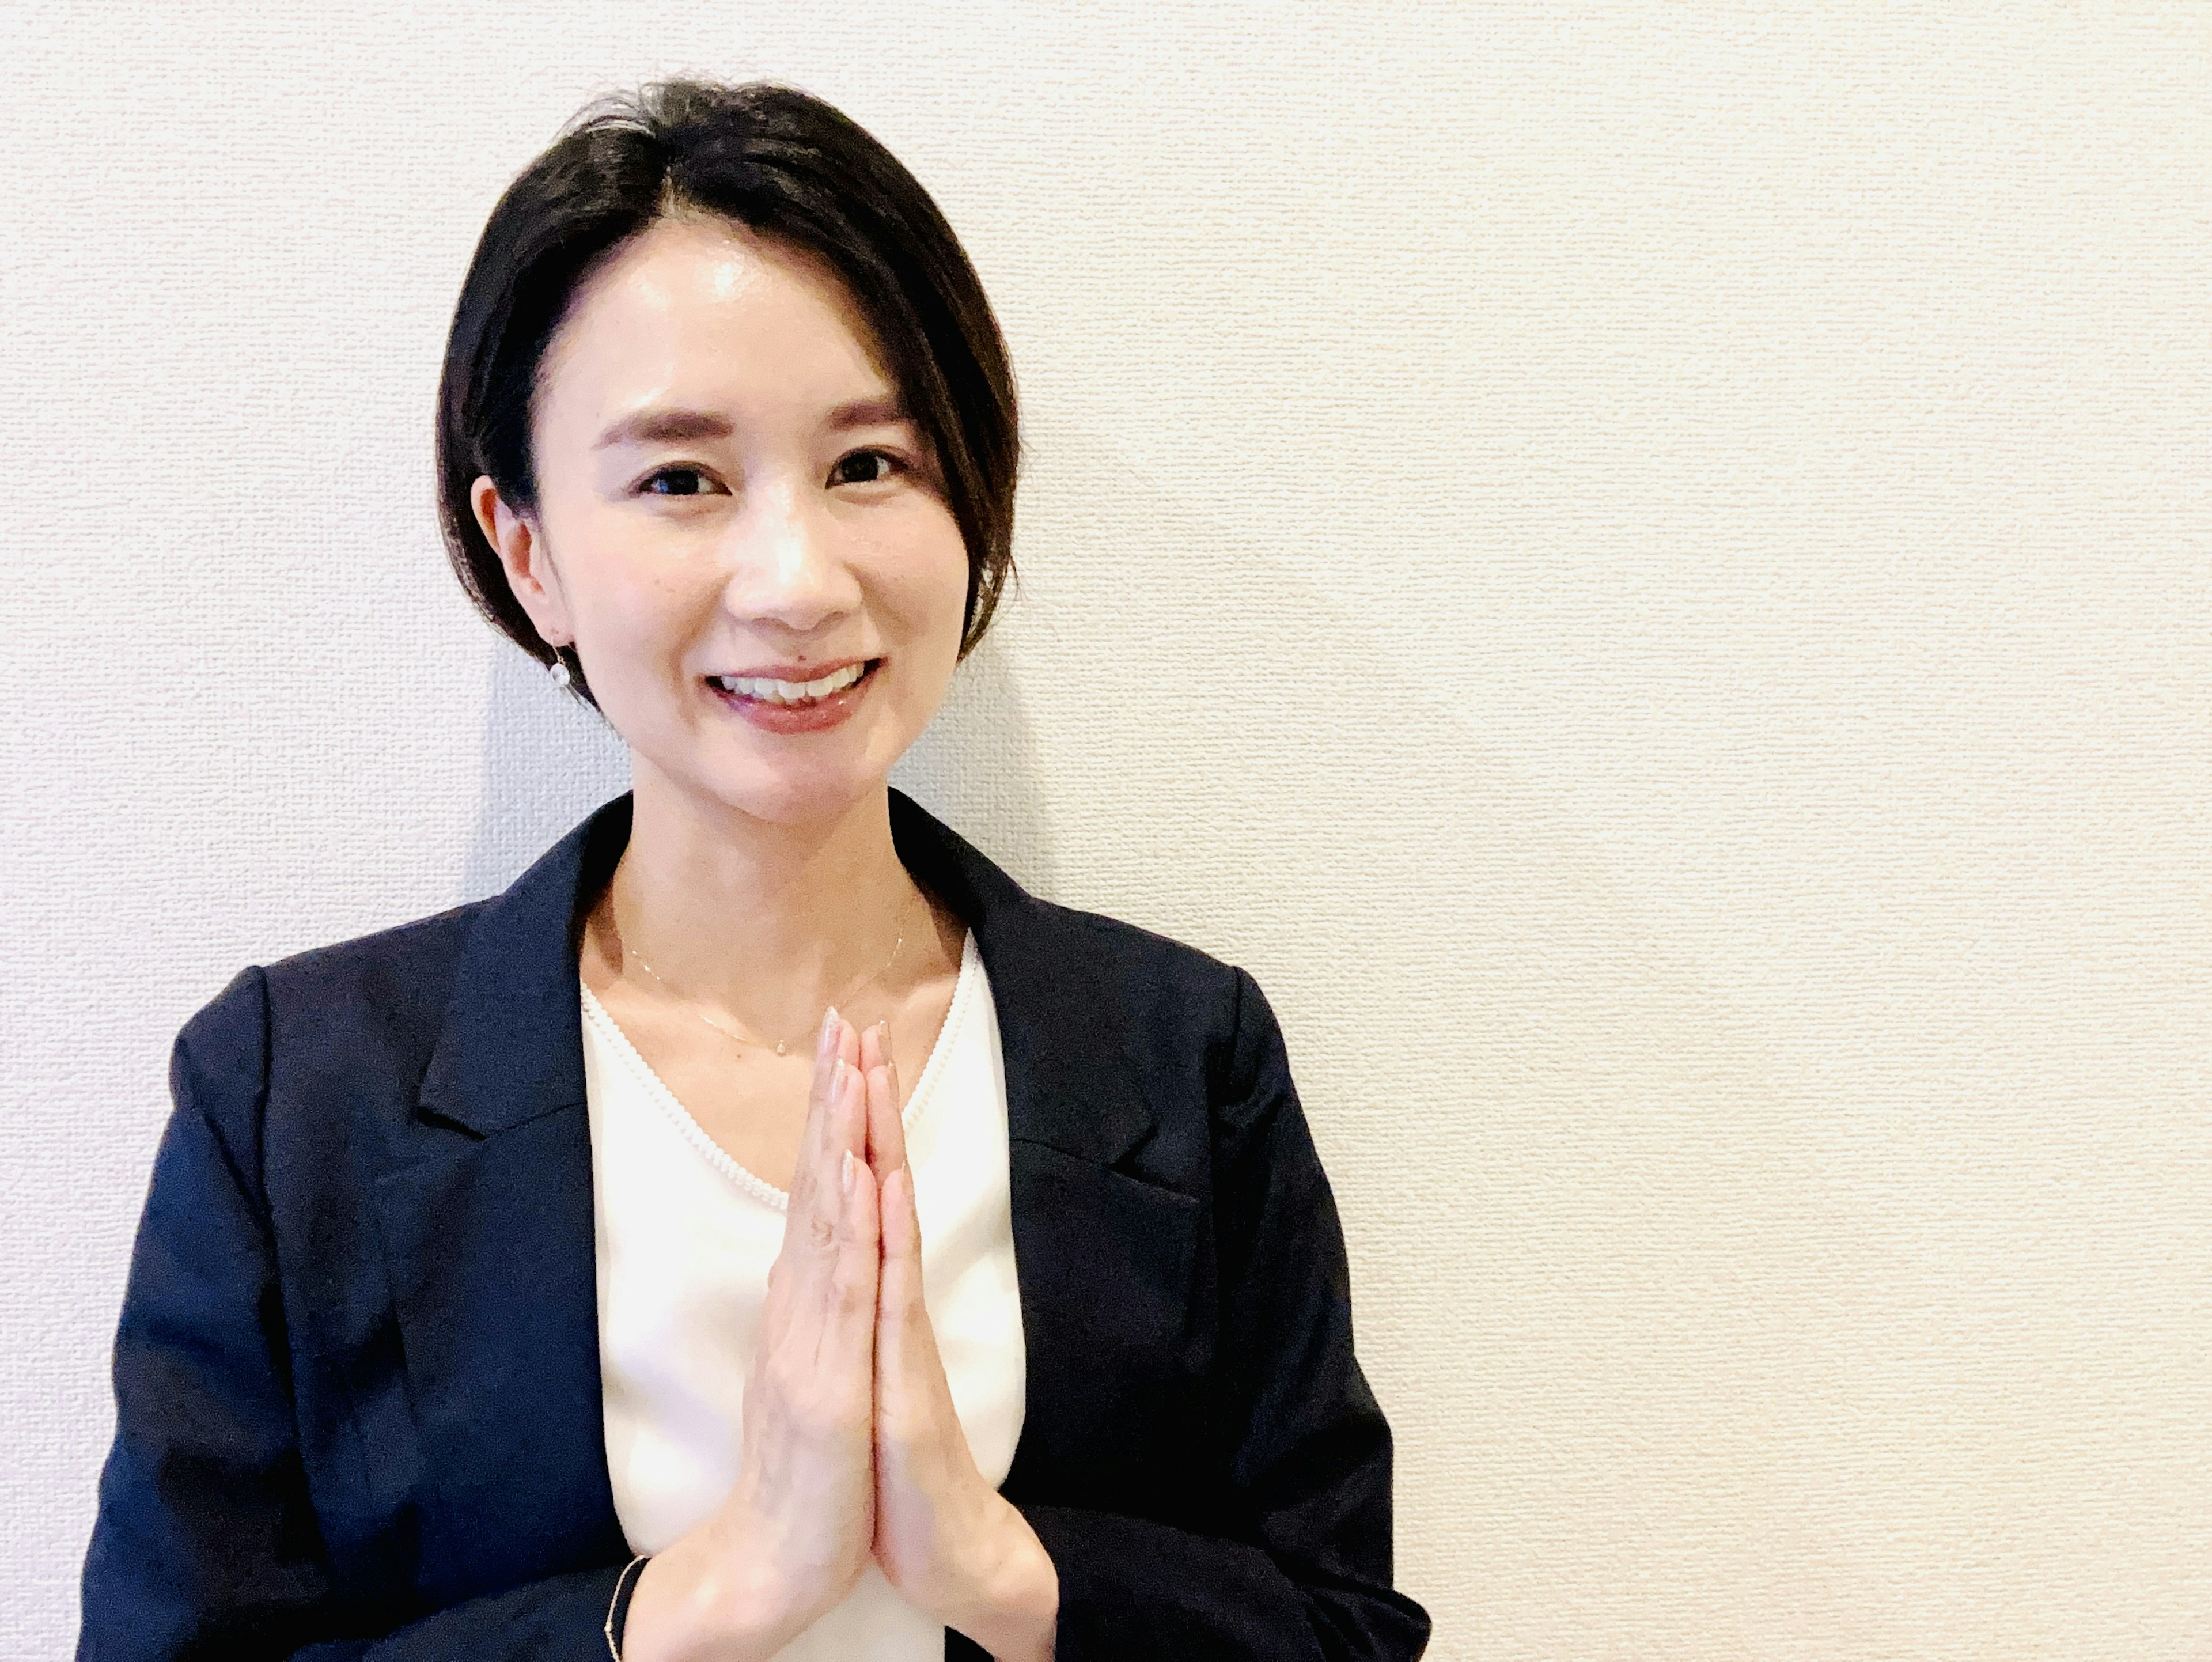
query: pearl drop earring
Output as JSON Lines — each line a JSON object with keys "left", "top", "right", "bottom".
{"left": 548, "top": 649, "right": 573, "bottom": 689}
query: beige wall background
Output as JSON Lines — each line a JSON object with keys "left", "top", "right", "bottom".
{"left": 4, "top": 3, "right": 2206, "bottom": 1657}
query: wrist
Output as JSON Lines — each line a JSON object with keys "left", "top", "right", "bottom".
{"left": 944, "top": 1499, "right": 1059, "bottom": 1662}
{"left": 618, "top": 1529, "right": 799, "bottom": 1662}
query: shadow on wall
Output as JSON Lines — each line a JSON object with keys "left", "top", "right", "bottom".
{"left": 890, "top": 627, "right": 1057, "bottom": 901}
{"left": 461, "top": 630, "right": 1053, "bottom": 904}
{"left": 462, "top": 643, "right": 630, "bottom": 900}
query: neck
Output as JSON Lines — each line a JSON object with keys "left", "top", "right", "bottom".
{"left": 594, "top": 761, "right": 923, "bottom": 1035}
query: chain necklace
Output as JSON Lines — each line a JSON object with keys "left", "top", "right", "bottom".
{"left": 620, "top": 908, "right": 910, "bottom": 1057}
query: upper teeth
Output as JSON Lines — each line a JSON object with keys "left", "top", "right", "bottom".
{"left": 716, "top": 661, "right": 869, "bottom": 703}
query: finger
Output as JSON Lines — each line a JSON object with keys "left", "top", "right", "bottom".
{"left": 796, "top": 1055, "right": 854, "bottom": 1262}
{"left": 866, "top": 1027, "right": 910, "bottom": 1180}
{"left": 812, "top": 1013, "right": 866, "bottom": 1195}
{"left": 877, "top": 1165, "right": 966, "bottom": 1446}
{"left": 789, "top": 1007, "right": 848, "bottom": 1217}
{"left": 806, "top": 1004, "right": 844, "bottom": 1114}
{"left": 893, "top": 1160, "right": 925, "bottom": 1269}
{"left": 838, "top": 1029, "right": 871, "bottom": 1175}
{"left": 858, "top": 1021, "right": 886, "bottom": 1176}
{"left": 875, "top": 1163, "right": 908, "bottom": 1386}
{"left": 874, "top": 1164, "right": 942, "bottom": 1429}
{"left": 831, "top": 1145, "right": 881, "bottom": 1346}
{"left": 863, "top": 1046, "right": 897, "bottom": 1183}
{"left": 877, "top": 1163, "right": 926, "bottom": 1340}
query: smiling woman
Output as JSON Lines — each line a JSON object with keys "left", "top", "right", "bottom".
{"left": 469, "top": 214, "right": 974, "bottom": 823}
{"left": 77, "top": 80, "right": 1429, "bottom": 1662}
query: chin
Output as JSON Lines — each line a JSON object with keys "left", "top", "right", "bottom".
{"left": 694, "top": 749, "right": 895, "bottom": 829}
{"left": 626, "top": 682, "right": 926, "bottom": 827}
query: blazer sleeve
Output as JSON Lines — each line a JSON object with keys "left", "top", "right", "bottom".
{"left": 1003, "top": 967, "right": 1431, "bottom": 1661}
{"left": 77, "top": 968, "right": 630, "bottom": 1662}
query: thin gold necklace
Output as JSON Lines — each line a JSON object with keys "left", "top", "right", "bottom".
{"left": 620, "top": 907, "right": 911, "bottom": 1056}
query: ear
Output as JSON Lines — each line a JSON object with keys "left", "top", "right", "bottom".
{"left": 470, "top": 475, "right": 574, "bottom": 651}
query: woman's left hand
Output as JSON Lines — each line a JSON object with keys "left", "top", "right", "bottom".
{"left": 858, "top": 1022, "right": 1059, "bottom": 1662}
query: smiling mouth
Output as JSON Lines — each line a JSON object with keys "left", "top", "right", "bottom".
{"left": 706, "top": 659, "right": 878, "bottom": 706}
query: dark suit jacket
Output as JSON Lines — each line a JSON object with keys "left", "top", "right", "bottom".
{"left": 79, "top": 789, "right": 1431, "bottom": 1660}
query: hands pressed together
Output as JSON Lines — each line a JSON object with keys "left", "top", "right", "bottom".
{"left": 622, "top": 1010, "right": 1059, "bottom": 1662}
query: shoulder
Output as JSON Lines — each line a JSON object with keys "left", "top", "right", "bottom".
{"left": 183, "top": 899, "right": 487, "bottom": 1051}
{"left": 252, "top": 900, "right": 487, "bottom": 1038}
{"left": 1035, "top": 893, "right": 1240, "bottom": 990}
{"left": 1004, "top": 891, "right": 1285, "bottom": 1109}
{"left": 171, "top": 899, "right": 492, "bottom": 1160}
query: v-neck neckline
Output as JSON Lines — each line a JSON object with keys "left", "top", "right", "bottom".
{"left": 577, "top": 928, "right": 980, "bottom": 1209}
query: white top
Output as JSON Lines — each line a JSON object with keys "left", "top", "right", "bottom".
{"left": 581, "top": 930, "right": 1027, "bottom": 1661}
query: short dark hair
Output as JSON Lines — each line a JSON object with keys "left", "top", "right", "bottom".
{"left": 435, "top": 80, "right": 1019, "bottom": 703}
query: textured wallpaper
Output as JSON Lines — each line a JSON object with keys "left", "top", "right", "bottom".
{"left": 4, "top": 5, "right": 2207, "bottom": 1657}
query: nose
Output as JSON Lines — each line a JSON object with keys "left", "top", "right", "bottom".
{"left": 720, "top": 474, "right": 860, "bottom": 635}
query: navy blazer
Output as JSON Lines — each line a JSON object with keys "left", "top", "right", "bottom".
{"left": 80, "top": 789, "right": 1430, "bottom": 1660}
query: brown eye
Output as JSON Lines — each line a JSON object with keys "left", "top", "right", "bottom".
{"left": 831, "top": 449, "right": 902, "bottom": 487}
{"left": 640, "top": 466, "right": 721, "bottom": 497}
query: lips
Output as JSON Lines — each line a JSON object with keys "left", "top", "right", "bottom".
{"left": 704, "top": 658, "right": 880, "bottom": 733}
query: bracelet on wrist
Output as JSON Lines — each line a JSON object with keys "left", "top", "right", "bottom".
{"left": 604, "top": 1553, "right": 650, "bottom": 1660}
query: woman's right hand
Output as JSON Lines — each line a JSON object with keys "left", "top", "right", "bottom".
{"left": 618, "top": 1009, "right": 878, "bottom": 1661}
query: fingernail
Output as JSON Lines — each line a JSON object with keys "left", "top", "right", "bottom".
{"left": 820, "top": 1005, "right": 840, "bottom": 1055}
{"left": 830, "top": 1057, "right": 847, "bottom": 1097}
{"left": 842, "top": 1148, "right": 860, "bottom": 1198}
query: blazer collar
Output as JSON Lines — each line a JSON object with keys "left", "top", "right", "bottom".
{"left": 416, "top": 788, "right": 1155, "bottom": 1168}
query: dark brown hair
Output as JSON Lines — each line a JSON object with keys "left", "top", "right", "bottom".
{"left": 435, "top": 80, "right": 1019, "bottom": 704}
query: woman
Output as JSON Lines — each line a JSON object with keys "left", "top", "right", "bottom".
{"left": 78, "top": 81, "right": 1430, "bottom": 1662}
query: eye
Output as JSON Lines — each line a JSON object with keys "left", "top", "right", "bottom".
{"left": 829, "top": 449, "right": 905, "bottom": 488}
{"left": 637, "top": 465, "right": 726, "bottom": 498}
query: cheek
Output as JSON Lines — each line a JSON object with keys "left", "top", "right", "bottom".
{"left": 911, "top": 542, "right": 976, "bottom": 669}
{"left": 570, "top": 517, "right": 699, "bottom": 633}
{"left": 917, "top": 511, "right": 978, "bottom": 642}
{"left": 556, "top": 519, "right": 717, "bottom": 677}
{"left": 857, "top": 505, "right": 972, "bottom": 657}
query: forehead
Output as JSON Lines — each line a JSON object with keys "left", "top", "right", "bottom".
{"left": 533, "top": 214, "right": 898, "bottom": 435}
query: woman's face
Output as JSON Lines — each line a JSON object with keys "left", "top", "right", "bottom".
{"left": 475, "top": 213, "right": 971, "bottom": 827}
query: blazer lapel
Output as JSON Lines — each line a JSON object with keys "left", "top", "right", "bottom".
{"left": 374, "top": 800, "right": 632, "bottom": 1600}
{"left": 889, "top": 792, "right": 1201, "bottom": 1506}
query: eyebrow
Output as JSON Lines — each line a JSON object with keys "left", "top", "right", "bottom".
{"left": 827, "top": 395, "right": 912, "bottom": 430}
{"left": 592, "top": 408, "right": 734, "bottom": 452}
{"left": 590, "top": 397, "right": 914, "bottom": 452}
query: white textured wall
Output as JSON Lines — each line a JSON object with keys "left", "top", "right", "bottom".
{"left": 5, "top": 5, "right": 2207, "bottom": 1657}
